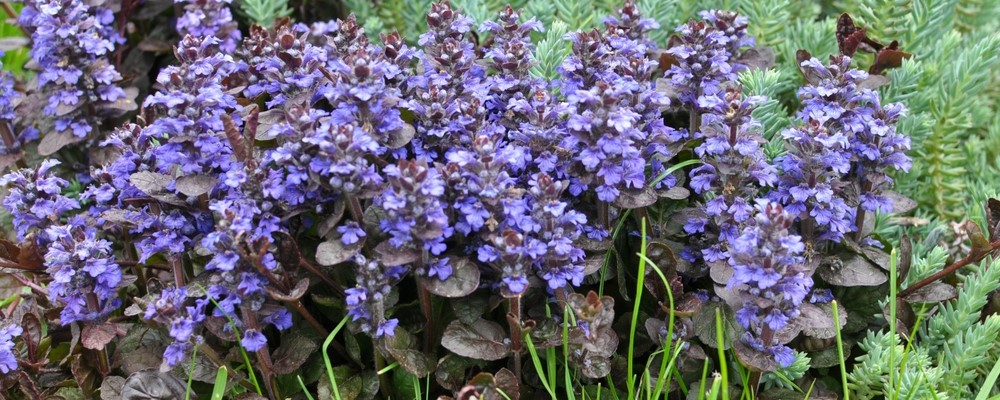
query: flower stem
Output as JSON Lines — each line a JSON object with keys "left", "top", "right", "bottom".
{"left": 170, "top": 254, "right": 185, "bottom": 287}
{"left": 507, "top": 296, "right": 523, "bottom": 383}
{"left": 898, "top": 238, "right": 1000, "bottom": 298}
{"left": 852, "top": 182, "right": 874, "bottom": 242}
{"left": 417, "top": 281, "right": 435, "bottom": 353}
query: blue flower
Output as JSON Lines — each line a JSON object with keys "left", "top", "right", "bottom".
{"left": 241, "top": 330, "right": 268, "bottom": 352}
{"left": 375, "top": 319, "right": 399, "bottom": 338}
{"left": 0, "top": 324, "right": 21, "bottom": 374}
{"left": 338, "top": 221, "right": 367, "bottom": 245}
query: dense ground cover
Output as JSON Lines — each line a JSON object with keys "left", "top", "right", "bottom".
{"left": 0, "top": 0, "right": 999, "bottom": 399}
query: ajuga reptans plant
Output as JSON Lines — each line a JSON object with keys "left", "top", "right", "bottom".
{"left": 3, "top": 0, "right": 996, "bottom": 399}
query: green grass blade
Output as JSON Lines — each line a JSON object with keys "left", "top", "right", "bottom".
{"left": 200, "top": 285, "right": 261, "bottom": 395}
{"left": 626, "top": 218, "right": 649, "bottom": 400}
{"left": 323, "top": 315, "right": 350, "bottom": 400}
{"left": 563, "top": 305, "right": 577, "bottom": 400}
{"left": 832, "top": 300, "right": 849, "bottom": 400}
{"left": 975, "top": 355, "right": 1000, "bottom": 400}
{"left": 297, "top": 375, "right": 316, "bottom": 400}
{"left": 185, "top": 345, "right": 199, "bottom": 400}
{"left": 889, "top": 249, "right": 898, "bottom": 400}
{"left": 715, "top": 308, "right": 729, "bottom": 400}
{"left": 525, "top": 334, "right": 557, "bottom": 398}
{"left": 211, "top": 366, "right": 229, "bottom": 400}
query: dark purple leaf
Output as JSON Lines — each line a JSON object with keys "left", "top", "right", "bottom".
{"left": 733, "top": 339, "right": 781, "bottom": 372}
{"left": 82, "top": 322, "right": 120, "bottom": 350}
{"left": 967, "top": 220, "right": 993, "bottom": 258}
{"left": 858, "top": 74, "right": 890, "bottom": 90}
{"left": 137, "top": 38, "right": 174, "bottom": 53}
{"left": 102, "top": 87, "right": 140, "bottom": 113}
{"left": 386, "top": 123, "right": 415, "bottom": 149}
{"left": 0, "top": 37, "right": 29, "bottom": 51}
{"left": 798, "top": 302, "right": 847, "bottom": 339}
{"left": 818, "top": 254, "right": 887, "bottom": 286}
{"left": 578, "top": 353, "right": 613, "bottom": 379}
{"left": 809, "top": 343, "right": 851, "bottom": 368}
{"left": 692, "top": 302, "right": 739, "bottom": 350}
{"left": 316, "top": 201, "right": 346, "bottom": 239}
{"left": 435, "top": 355, "right": 485, "bottom": 391}
{"left": 451, "top": 294, "right": 489, "bottom": 325}
{"left": 114, "top": 325, "right": 169, "bottom": 375}
{"left": 0, "top": 152, "right": 23, "bottom": 171}
{"left": 19, "top": 313, "right": 41, "bottom": 363}
{"left": 884, "top": 190, "right": 917, "bottom": 214}
{"left": 898, "top": 235, "right": 912, "bottom": 284}
{"left": 375, "top": 240, "right": 420, "bottom": 266}
{"left": 271, "top": 277, "right": 310, "bottom": 302}
{"left": 709, "top": 260, "right": 731, "bottom": 285}
{"left": 174, "top": 174, "right": 218, "bottom": 197}
{"left": 421, "top": 257, "right": 480, "bottom": 298}
{"left": 614, "top": 186, "right": 658, "bottom": 209}
{"left": 493, "top": 368, "right": 519, "bottom": 400}
{"left": 986, "top": 198, "right": 1000, "bottom": 241}
{"left": 315, "top": 238, "right": 363, "bottom": 266}
{"left": 121, "top": 370, "right": 188, "bottom": 400}
{"left": 234, "top": 394, "right": 268, "bottom": 400}
{"left": 441, "top": 319, "right": 511, "bottom": 361}
{"left": 658, "top": 186, "right": 690, "bottom": 200}
{"left": 271, "top": 332, "right": 319, "bottom": 375}
{"left": 38, "top": 131, "right": 85, "bottom": 156}
{"left": 100, "top": 376, "right": 126, "bottom": 400}
{"left": 576, "top": 235, "right": 611, "bottom": 251}
{"left": 903, "top": 281, "right": 957, "bottom": 303}
{"left": 382, "top": 329, "right": 432, "bottom": 377}
{"left": 128, "top": 171, "right": 172, "bottom": 195}
{"left": 222, "top": 114, "right": 248, "bottom": 165}
{"left": 582, "top": 255, "right": 605, "bottom": 275}
{"left": 738, "top": 46, "right": 776, "bottom": 70}
{"left": 253, "top": 108, "right": 285, "bottom": 140}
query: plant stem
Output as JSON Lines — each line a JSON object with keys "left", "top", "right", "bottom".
{"left": 374, "top": 350, "right": 394, "bottom": 399}
{"left": 690, "top": 110, "right": 701, "bottom": 134}
{"left": 346, "top": 195, "right": 364, "bottom": 225}
{"left": 244, "top": 310, "right": 279, "bottom": 399}
{"left": 0, "top": 1, "right": 30, "bottom": 37}
{"left": 852, "top": 182, "right": 874, "bottom": 242}
{"left": 289, "top": 299, "right": 329, "bottom": 337}
{"left": 417, "top": 281, "right": 434, "bottom": 353}
{"left": 298, "top": 257, "right": 344, "bottom": 296}
{"left": 0, "top": 123, "right": 27, "bottom": 169}
{"left": 898, "top": 238, "right": 1000, "bottom": 298}
{"left": 170, "top": 254, "right": 185, "bottom": 287}
{"left": 507, "top": 296, "right": 523, "bottom": 383}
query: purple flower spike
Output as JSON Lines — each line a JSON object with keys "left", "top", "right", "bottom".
{"left": 0, "top": 160, "right": 80, "bottom": 241}
{"left": 665, "top": 10, "right": 753, "bottom": 109}
{"left": 685, "top": 85, "right": 776, "bottom": 263}
{"left": 778, "top": 55, "right": 912, "bottom": 243}
{"left": 175, "top": 0, "right": 241, "bottom": 53}
{"left": 728, "top": 200, "right": 812, "bottom": 368}
{"left": 377, "top": 159, "right": 453, "bottom": 263}
{"left": 346, "top": 255, "right": 408, "bottom": 338}
{"left": 44, "top": 220, "right": 123, "bottom": 325}
{"left": 19, "top": 0, "right": 126, "bottom": 138}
